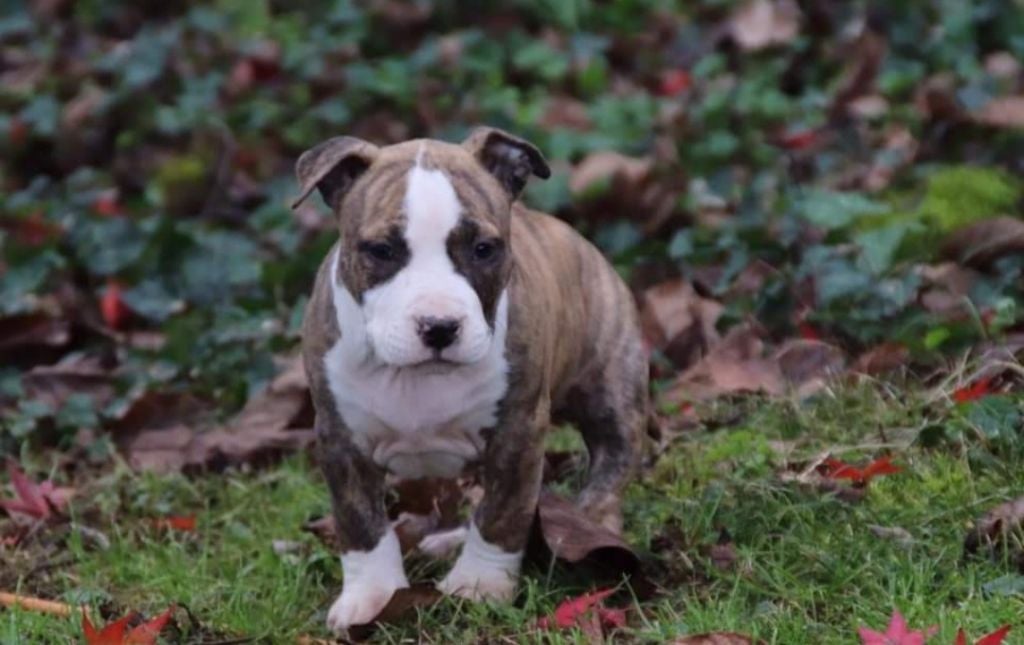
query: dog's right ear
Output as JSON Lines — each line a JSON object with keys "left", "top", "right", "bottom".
{"left": 291, "top": 136, "right": 379, "bottom": 212}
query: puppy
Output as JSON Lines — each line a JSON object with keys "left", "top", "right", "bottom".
{"left": 295, "top": 127, "right": 647, "bottom": 632}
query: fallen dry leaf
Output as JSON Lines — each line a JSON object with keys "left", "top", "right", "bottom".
{"left": 569, "top": 151, "right": 652, "bottom": 197}
{"left": 531, "top": 490, "right": 641, "bottom": 583}
{"left": 951, "top": 377, "right": 995, "bottom": 404}
{"left": 123, "top": 355, "right": 313, "bottom": 473}
{"left": 851, "top": 342, "right": 909, "bottom": 376}
{"left": 347, "top": 584, "right": 442, "bottom": 640}
{"left": 537, "top": 588, "right": 626, "bottom": 634}
{"left": 639, "top": 279, "right": 723, "bottom": 370}
{"left": 100, "top": 280, "right": 130, "bottom": 330}
{"left": 954, "top": 625, "right": 1011, "bottom": 645}
{"left": 672, "top": 633, "right": 757, "bottom": 645}
{"left": 942, "top": 217, "right": 1024, "bottom": 270}
{"left": 728, "top": 0, "right": 800, "bottom": 52}
{"left": 82, "top": 606, "right": 174, "bottom": 645}
{"left": 0, "top": 459, "right": 74, "bottom": 525}
{"left": 151, "top": 515, "right": 197, "bottom": 532}
{"left": 858, "top": 609, "right": 936, "bottom": 645}
{"left": 964, "top": 496, "right": 1024, "bottom": 569}
{"left": 773, "top": 338, "right": 845, "bottom": 397}
{"left": 819, "top": 455, "right": 900, "bottom": 486}
{"left": 973, "top": 96, "right": 1024, "bottom": 129}
{"left": 19, "top": 354, "right": 116, "bottom": 412}
{"left": 830, "top": 26, "right": 888, "bottom": 120}
{"left": 660, "top": 324, "right": 784, "bottom": 406}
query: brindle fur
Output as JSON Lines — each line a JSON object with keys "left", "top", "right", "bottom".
{"left": 298, "top": 127, "right": 647, "bottom": 557}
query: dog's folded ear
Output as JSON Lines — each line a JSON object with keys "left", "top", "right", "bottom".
{"left": 462, "top": 127, "right": 550, "bottom": 198}
{"left": 292, "top": 136, "right": 380, "bottom": 211}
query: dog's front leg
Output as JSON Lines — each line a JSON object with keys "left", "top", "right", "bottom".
{"left": 317, "top": 421, "right": 409, "bottom": 632}
{"left": 438, "top": 398, "right": 548, "bottom": 602}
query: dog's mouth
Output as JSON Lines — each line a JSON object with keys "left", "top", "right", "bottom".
{"left": 411, "top": 355, "right": 462, "bottom": 374}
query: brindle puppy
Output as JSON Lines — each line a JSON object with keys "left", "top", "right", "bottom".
{"left": 295, "top": 127, "right": 647, "bottom": 632}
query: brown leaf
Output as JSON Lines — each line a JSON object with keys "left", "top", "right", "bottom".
{"left": 569, "top": 151, "right": 653, "bottom": 197}
{"left": 347, "top": 584, "right": 442, "bottom": 640}
{"left": 671, "top": 633, "right": 758, "bottom": 644}
{"left": 639, "top": 279, "right": 723, "bottom": 370}
{"left": 661, "top": 324, "right": 784, "bottom": 405}
{"left": 772, "top": 338, "right": 845, "bottom": 397}
{"left": 122, "top": 355, "right": 314, "bottom": 474}
{"left": 851, "top": 342, "right": 909, "bottom": 376}
{"left": 942, "top": 217, "right": 1024, "bottom": 269}
{"left": 20, "top": 355, "right": 116, "bottom": 412}
{"left": 531, "top": 491, "right": 642, "bottom": 583}
{"left": 830, "top": 26, "right": 887, "bottom": 119}
{"left": 728, "top": 0, "right": 800, "bottom": 52}
{"left": 540, "top": 95, "right": 592, "bottom": 131}
{"left": 973, "top": 96, "right": 1024, "bottom": 129}
{"left": 917, "top": 262, "right": 980, "bottom": 318}
{"left": 964, "top": 496, "right": 1024, "bottom": 570}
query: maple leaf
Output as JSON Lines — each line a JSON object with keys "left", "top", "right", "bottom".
{"left": 537, "top": 588, "right": 625, "bottom": 631}
{"left": 821, "top": 456, "right": 901, "bottom": 485}
{"left": 83, "top": 606, "right": 174, "bottom": 645}
{"left": 858, "top": 610, "right": 937, "bottom": 645}
{"left": 954, "top": 625, "right": 1011, "bottom": 645}
{"left": 0, "top": 459, "right": 73, "bottom": 524}
{"left": 952, "top": 377, "right": 994, "bottom": 404}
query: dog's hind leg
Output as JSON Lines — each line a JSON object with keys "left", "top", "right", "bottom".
{"left": 561, "top": 351, "right": 648, "bottom": 534}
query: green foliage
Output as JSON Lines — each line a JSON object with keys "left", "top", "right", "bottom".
{"left": 918, "top": 166, "right": 1022, "bottom": 232}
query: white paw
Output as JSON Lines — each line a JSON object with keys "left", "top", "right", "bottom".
{"left": 326, "top": 581, "right": 403, "bottom": 632}
{"left": 436, "top": 522, "right": 521, "bottom": 602}
{"left": 437, "top": 563, "right": 517, "bottom": 601}
{"left": 327, "top": 528, "right": 409, "bottom": 633}
{"left": 418, "top": 526, "right": 468, "bottom": 558}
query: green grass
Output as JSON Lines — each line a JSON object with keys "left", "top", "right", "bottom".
{"left": 5, "top": 383, "right": 1023, "bottom": 643}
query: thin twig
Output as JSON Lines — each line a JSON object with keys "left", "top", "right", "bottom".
{"left": 0, "top": 591, "right": 80, "bottom": 616}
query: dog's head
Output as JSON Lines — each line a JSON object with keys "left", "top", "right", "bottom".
{"left": 293, "top": 127, "right": 549, "bottom": 368}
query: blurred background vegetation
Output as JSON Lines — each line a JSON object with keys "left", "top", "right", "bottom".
{"left": 1, "top": 0, "right": 1023, "bottom": 454}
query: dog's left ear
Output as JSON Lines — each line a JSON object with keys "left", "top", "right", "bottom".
{"left": 462, "top": 127, "right": 550, "bottom": 198}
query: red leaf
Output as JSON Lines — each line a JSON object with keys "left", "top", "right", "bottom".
{"left": 538, "top": 588, "right": 619, "bottom": 630}
{"left": 821, "top": 456, "right": 900, "bottom": 485}
{"left": 1, "top": 459, "right": 73, "bottom": 522}
{"left": 954, "top": 630, "right": 967, "bottom": 645}
{"left": 101, "top": 280, "right": 129, "bottom": 330}
{"left": 125, "top": 606, "right": 174, "bottom": 644}
{"left": 152, "top": 515, "right": 197, "bottom": 532}
{"left": 952, "top": 377, "right": 994, "bottom": 403}
{"left": 658, "top": 69, "right": 691, "bottom": 96}
{"left": 976, "top": 625, "right": 1011, "bottom": 645}
{"left": 83, "top": 613, "right": 133, "bottom": 645}
{"left": 798, "top": 321, "right": 821, "bottom": 340}
{"left": 93, "top": 192, "right": 122, "bottom": 218}
{"left": 858, "top": 610, "right": 937, "bottom": 645}
{"left": 82, "top": 607, "right": 173, "bottom": 645}
{"left": 778, "top": 128, "right": 820, "bottom": 151}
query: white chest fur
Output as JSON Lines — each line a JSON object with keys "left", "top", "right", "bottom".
{"left": 323, "top": 251, "right": 509, "bottom": 479}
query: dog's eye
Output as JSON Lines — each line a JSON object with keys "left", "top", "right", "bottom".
{"left": 473, "top": 240, "right": 499, "bottom": 261}
{"left": 361, "top": 241, "right": 396, "bottom": 262}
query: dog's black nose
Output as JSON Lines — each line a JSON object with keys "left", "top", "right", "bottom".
{"left": 417, "top": 317, "right": 460, "bottom": 350}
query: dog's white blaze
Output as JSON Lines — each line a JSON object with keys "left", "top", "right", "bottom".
{"left": 325, "top": 248, "right": 509, "bottom": 479}
{"left": 362, "top": 154, "right": 492, "bottom": 367}
{"left": 327, "top": 527, "right": 409, "bottom": 631}
{"left": 437, "top": 521, "right": 521, "bottom": 601}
